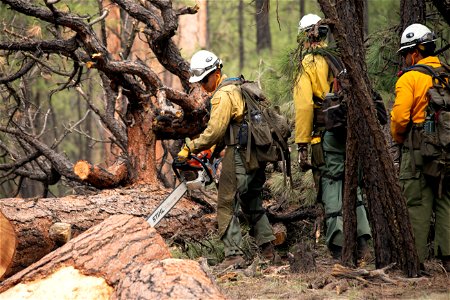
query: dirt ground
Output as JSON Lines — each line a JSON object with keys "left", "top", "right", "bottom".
{"left": 211, "top": 245, "right": 449, "bottom": 300}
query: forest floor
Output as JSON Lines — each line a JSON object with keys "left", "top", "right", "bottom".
{"left": 211, "top": 246, "right": 449, "bottom": 300}
{"left": 169, "top": 176, "right": 449, "bottom": 299}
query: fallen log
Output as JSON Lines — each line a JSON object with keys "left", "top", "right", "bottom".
{"left": 73, "top": 159, "right": 128, "bottom": 189}
{"left": 0, "top": 185, "right": 217, "bottom": 279}
{"left": 0, "top": 215, "right": 225, "bottom": 299}
{"left": 266, "top": 207, "right": 319, "bottom": 222}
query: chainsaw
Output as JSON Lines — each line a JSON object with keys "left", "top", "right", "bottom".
{"left": 147, "top": 152, "right": 218, "bottom": 227}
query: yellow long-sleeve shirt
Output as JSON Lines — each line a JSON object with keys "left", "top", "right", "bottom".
{"left": 191, "top": 75, "right": 245, "bottom": 153}
{"left": 293, "top": 53, "right": 331, "bottom": 144}
{"left": 390, "top": 56, "right": 441, "bottom": 144}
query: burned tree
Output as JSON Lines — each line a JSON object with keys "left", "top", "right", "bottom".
{"left": 0, "top": 0, "right": 209, "bottom": 195}
{"left": 317, "top": 0, "right": 420, "bottom": 276}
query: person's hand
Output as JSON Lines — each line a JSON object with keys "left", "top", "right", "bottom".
{"left": 177, "top": 144, "right": 191, "bottom": 162}
{"left": 297, "top": 143, "right": 311, "bottom": 172}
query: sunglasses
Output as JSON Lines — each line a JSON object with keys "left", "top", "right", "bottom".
{"left": 189, "top": 58, "right": 220, "bottom": 77}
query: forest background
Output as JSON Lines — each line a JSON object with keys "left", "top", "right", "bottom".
{"left": 4, "top": 0, "right": 446, "bottom": 199}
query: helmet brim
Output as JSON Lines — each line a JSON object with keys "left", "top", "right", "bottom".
{"left": 397, "top": 39, "right": 436, "bottom": 53}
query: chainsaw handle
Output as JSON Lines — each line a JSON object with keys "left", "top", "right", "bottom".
{"left": 172, "top": 155, "right": 214, "bottom": 185}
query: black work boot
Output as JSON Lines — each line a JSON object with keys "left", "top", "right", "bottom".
{"left": 329, "top": 244, "right": 342, "bottom": 260}
{"left": 357, "top": 236, "right": 372, "bottom": 263}
{"left": 217, "top": 255, "right": 245, "bottom": 270}
{"left": 260, "top": 242, "right": 282, "bottom": 265}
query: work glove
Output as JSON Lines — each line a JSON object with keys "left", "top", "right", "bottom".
{"left": 297, "top": 143, "right": 311, "bottom": 172}
{"left": 177, "top": 140, "right": 196, "bottom": 162}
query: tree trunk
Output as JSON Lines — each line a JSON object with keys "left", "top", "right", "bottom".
{"left": 0, "top": 187, "right": 217, "bottom": 278}
{"left": 431, "top": 0, "right": 450, "bottom": 26}
{"left": 0, "top": 215, "right": 225, "bottom": 300}
{"left": 400, "top": 0, "right": 426, "bottom": 31}
{"left": 238, "top": 0, "right": 245, "bottom": 72}
{"left": 317, "top": 0, "right": 420, "bottom": 277}
{"left": 255, "top": 0, "right": 272, "bottom": 53}
{"left": 299, "top": 0, "right": 305, "bottom": 19}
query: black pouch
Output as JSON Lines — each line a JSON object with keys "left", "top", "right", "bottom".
{"left": 322, "top": 92, "right": 347, "bottom": 132}
{"left": 238, "top": 123, "right": 249, "bottom": 147}
{"left": 311, "top": 142, "right": 325, "bottom": 168}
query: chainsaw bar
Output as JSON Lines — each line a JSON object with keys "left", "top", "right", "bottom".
{"left": 147, "top": 182, "right": 187, "bottom": 227}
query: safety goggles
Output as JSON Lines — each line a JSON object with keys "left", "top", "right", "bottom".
{"left": 189, "top": 59, "right": 220, "bottom": 77}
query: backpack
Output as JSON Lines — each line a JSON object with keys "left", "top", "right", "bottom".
{"left": 220, "top": 76, "right": 292, "bottom": 184}
{"left": 313, "top": 53, "right": 388, "bottom": 134}
{"left": 402, "top": 63, "right": 450, "bottom": 189}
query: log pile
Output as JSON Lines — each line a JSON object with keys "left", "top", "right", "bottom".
{"left": 0, "top": 186, "right": 217, "bottom": 278}
{"left": 0, "top": 215, "right": 225, "bottom": 299}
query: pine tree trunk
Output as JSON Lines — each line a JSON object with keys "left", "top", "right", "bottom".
{"left": 317, "top": 0, "right": 420, "bottom": 277}
{"left": 0, "top": 215, "right": 225, "bottom": 300}
{"left": 255, "top": 0, "right": 272, "bottom": 53}
{"left": 400, "top": 0, "right": 426, "bottom": 31}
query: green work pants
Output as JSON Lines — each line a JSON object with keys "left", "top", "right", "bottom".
{"left": 399, "top": 149, "right": 450, "bottom": 262}
{"left": 221, "top": 149, "right": 275, "bottom": 257}
{"left": 320, "top": 131, "right": 372, "bottom": 248}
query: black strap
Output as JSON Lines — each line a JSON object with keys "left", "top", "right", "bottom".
{"left": 404, "top": 64, "right": 450, "bottom": 90}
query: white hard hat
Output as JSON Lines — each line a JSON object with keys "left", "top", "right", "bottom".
{"left": 398, "top": 23, "right": 436, "bottom": 53}
{"left": 298, "top": 14, "right": 322, "bottom": 33}
{"left": 189, "top": 50, "right": 222, "bottom": 83}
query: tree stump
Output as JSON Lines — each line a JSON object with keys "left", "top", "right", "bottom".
{"left": 0, "top": 186, "right": 217, "bottom": 278}
{"left": 0, "top": 215, "right": 225, "bottom": 300}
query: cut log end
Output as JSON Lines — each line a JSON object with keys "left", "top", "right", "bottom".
{"left": 272, "top": 223, "right": 287, "bottom": 246}
{"left": 0, "top": 211, "right": 17, "bottom": 280}
{"left": 74, "top": 160, "right": 91, "bottom": 180}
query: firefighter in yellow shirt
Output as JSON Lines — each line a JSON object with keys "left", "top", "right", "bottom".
{"left": 178, "top": 50, "right": 279, "bottom": 268}
{"left": 391, "top": 23, "right": 450, "bottom": 272}
{"left": 294, "top": 14, "right": 371, "bottom": 261}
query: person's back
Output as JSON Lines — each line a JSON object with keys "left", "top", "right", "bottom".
{"left": 391, "top": 23, "right": 450, "bottom": 272}
{"left": 294, "top": 13, "right": 372, "bottom": 262}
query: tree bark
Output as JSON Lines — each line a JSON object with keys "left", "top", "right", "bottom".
{"left": 0, "top": 215, "right": 225, "bottom": 300}
{"left": 400, "top": 0, "right": 426, "bottom": 31}
{"left": 0, "top": 187, "right": 217, "bottom": 278}
{"left": 317, "top": 0, "right": 420, "bottom": 277}
{"left": 255, "top": 0, "right": 272, "bottom": 53}
{"left": 431, "top": 0, "right": 450, "bottom": 26}
{"left": 238, "top": 0, "right": 245, "bottom": 72}
{"left": 74, "top": 160, "right": 128, "bottom": 189}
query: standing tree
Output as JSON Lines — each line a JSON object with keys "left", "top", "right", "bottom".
{"left": 431, "top": 0, "right": 450, "bottom": 27}
{"left": 317, "top": 0, "right": 420, "bottom": 277}
{"left": 255, "top": 0, "right": 271, "bottom": 53}
{"left": 400, "top": 0, "right": 426, "bottom": 31}
{"left": 0, "top": 0, "right": 210, "bottom": 193}
{"left": 238, "top": 0, "right": 245, "bottom": 72}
